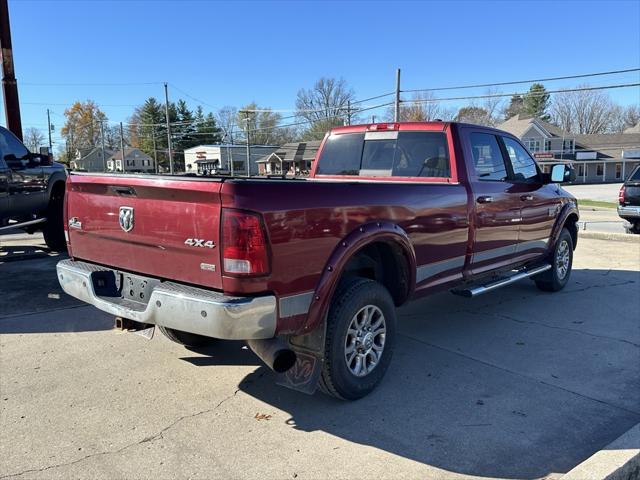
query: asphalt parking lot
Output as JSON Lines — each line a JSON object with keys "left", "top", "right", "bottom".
{"left": 1, "top": 234, "right": 639, "bottom": 480}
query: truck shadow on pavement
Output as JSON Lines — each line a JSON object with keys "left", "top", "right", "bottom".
{"left": 233, "top": 267, "right": 640, "bottom": 479}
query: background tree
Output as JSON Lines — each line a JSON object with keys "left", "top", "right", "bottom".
{"left": 455, "top": 106, "right": 490, "bottom": 125}
{"left": 237, "top": 102, "right": 294, "bottom": 145}
{"left": 61, "top": 100, "right": 108, "bottom": 156}
{"left": 216, "top": 106, "right": 238, "bottom": 143}
{"left": 550, "top": 86, "right": 622, "bottom": 134}
{"left": 387, "top": 92, "right": 447, "bottom": 122}
{"left": 523, "top": 83, "right": 550, "bottom": 120}
{"left": 23, "top": 127, "right": 45, "bottom": 152}
{"left": 503, "top": 94, "right": 524, "bottom": 120}
{"left": 622, "top": 105, "right": 640, "bottom": 130}
{"left": 296, "top": 77, "right": 355, "bottom": 140}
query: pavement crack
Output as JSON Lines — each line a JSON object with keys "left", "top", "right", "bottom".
{"left": 494, "top": 313, "right": 640, "bottom": 348}
{"left": 0, "top": 389, "right": 241, "bottom": 479}
{"left": 399, "top": 332, "right": 640, "bottom": 418}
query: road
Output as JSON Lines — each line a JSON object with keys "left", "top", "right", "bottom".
{"left": 1, "top": 235, "right": 639, "bottom": 479}
{"left": 564, "top": 183, "right": 623, "bottom": 203}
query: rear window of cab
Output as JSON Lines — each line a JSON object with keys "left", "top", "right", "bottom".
{"left": 316, "top": 131, "right": 450, "bottom": 178}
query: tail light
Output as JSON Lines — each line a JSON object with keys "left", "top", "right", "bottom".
{"left": 221, "top": 209, "right": 269, "bottom": 276}
{"left": 619, "top": 185, "right": 625, "bottom": 204}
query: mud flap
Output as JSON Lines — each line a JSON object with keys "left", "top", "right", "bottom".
{"left": 276, "top": 320, "right": 326, "bottom": 395}
{"left": 114, "top": 317, "right": 155, "bottom": 340}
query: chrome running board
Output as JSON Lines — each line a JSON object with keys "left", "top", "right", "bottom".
{"left": 452, "top": 264, "right": 552, "bottom": 298}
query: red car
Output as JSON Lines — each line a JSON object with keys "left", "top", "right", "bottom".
{"left": 56, "top": 122, "right": 578, "bottom": 399}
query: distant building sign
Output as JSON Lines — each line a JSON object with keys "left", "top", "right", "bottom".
{"left": 196, "top": 151, "right": 207, "bottom": 159}
{"left": 576, "top": 151, "right": 598, "bottom": 160}
{"left": 534, "top": 153, "right": 554, "bottom": 159}
{"left": 622, "top": 149, "right": 640, "bottom": 159}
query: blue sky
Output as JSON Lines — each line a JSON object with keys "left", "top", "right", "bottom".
{"left": 3, "top": 0, "right": 640, "bottom": 148}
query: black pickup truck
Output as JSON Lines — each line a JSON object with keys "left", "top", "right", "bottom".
{"left": 0, "top": 125, "right": 67, "bottom": 250}
{"left": 618, "top": 165, "right": 640, "bottom": 234}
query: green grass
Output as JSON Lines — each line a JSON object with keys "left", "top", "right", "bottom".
{"left": 578, "top": 199, "right": 618, "bottom": 209}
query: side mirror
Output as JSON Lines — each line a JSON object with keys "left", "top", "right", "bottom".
{"left": 550, "top": 164, "right": 575, "bottom": 183}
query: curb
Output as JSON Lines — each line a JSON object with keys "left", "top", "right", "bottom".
{"left": 562, "top": 423, "right": 640, "bottom": 480}
{"left": 579, "top": 231, "right": 640, "bottom": 243}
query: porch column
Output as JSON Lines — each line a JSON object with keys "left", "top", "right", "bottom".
{"left": 583, "top": 162, "right": 586, "bottom": 183}
{"left": 622, "top": 160, "right": 626, "bottom": 180}
{"left": 602, "top": 162, "right": 606, "bottom": 182}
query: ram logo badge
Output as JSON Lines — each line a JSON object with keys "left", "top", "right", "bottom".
{"left": 119, "top": 206, "right": 134, "bottom": 232}
{"left": 185, "top": 238, "right": 216, "bottom": 248}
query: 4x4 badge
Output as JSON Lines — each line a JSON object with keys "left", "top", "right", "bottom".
{"left": 119, "top": 206, "right": 134, "bottom": 232}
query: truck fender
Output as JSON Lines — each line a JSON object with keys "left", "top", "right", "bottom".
{"left": 300, "top": 221, "right": 416, "bottom": 334}
{"left": 46, "top": 170, "right": 67, "bottom": 199}
{"left": 549, "top": 201, "right": 579, "bottom": 251}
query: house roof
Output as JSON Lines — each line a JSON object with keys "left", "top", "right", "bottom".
{"left": 78, "top": 146, "right": 114, "bottom": 160}
{"left": 624, "top": 123, "right": 640, "bottom": 134}
{"left": 498, "top": 114, "right": 570, "bottom": 138}
{"left": 256, "top": 141, "right": 322, "bottom": 164}
{"left": 107, "top": 147, "right": 152, "bottom": 161}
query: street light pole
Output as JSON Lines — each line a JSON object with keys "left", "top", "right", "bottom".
{"left": 0, "top": 0, "right": 22, "bottom": 140}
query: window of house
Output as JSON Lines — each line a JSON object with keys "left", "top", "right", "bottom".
{"left": 615, "top": 164, "right": 622, "bottom": 179}
{"left": 578, "top": 164, "right": 584, "bottom": 177}
{"left": 544, "top": 139, "right": 551, "bottom": 152}
{"left": 470, "top": 133, "right": 508, "bottom": 181}
{"left": 563, "top": 139, "right": 574, "bottom": 153}
{"left": 527, "top": 139, "right": 540, "bottom": 152}
{"left": 502, "top": 137, "right": 539, "bottom": 182}
{"left": 126, "top": 159, "right": 135, "bottom": 166}
{"left": 597, "top": 164, "right": 604, "bottom": 176}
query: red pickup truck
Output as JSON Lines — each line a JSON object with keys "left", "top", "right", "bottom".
{"left": 57, "top": 122, "right": 578, "bottom": 400}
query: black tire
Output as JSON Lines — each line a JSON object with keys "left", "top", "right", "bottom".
{"left": 319, "top": 277, "right": 396, "bottom": 400}
{"left": 42, "top": 185, "right": 67, "bottom": 252}
{"left": 534, "top": 227, "right": 573, "bottom": 292}
{"left": 628, "top": 220, "right": 640, "bottom": 234}
{"left": 158, "top": 326, "right": 217, "bottom": 348}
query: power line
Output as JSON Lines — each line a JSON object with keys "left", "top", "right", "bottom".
{"left": 403, "top": 67, "right": 640, "bottom": 93}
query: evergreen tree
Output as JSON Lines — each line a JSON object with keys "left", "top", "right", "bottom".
{"left": 503, "top": 94, "right": 524, "bottom": 120}
{"left": 523, "top": 83, "right": 550, "bottom": 120}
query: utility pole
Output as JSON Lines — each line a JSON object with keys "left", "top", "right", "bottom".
{"left": 151, "top": 125, "right": 158, "bottom": 173}
{"left": 347, "top": 100, "right": 352, "bottom": 126}
{"left": 46, "top": 108, "right": 53, "bottom": 153}
{"left": 244, "top": 112, "right": 251, "bottom": 177}
{"left": 163, "top": 82, "right": 174, "bottom": 174}
{"left": 100, "top": 120, "right": 106, "bottom": 171}
{"left": 372, "top": 115, "right": 376, "bottom": 123}
{"left": 394, "top": 68, "right": 401, "bottom": 123}
{"left": 0, "top": 0, "right": 22, "bottom": 140}
{"left": 119, "top": 121, "right": 125, "bottom": 173}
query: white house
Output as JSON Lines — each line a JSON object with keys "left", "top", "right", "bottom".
{"left": 183, "top": 144, "right": 278, "bottom": 176}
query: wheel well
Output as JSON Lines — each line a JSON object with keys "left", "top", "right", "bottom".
{"left": 341, "top": 241, "right": 411, "bottom": 306}
{"left": 50, "top": 180, "right": 66, "bottom": 203}
{"left": 564, "top": 213, "right": 579, "bottom": 249}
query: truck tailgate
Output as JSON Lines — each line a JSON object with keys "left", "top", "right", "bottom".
{"left": 66, "top": 174, "right": 224, "bottom": 289}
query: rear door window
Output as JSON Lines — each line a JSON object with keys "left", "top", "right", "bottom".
{"left": 502, "top": 137, "right": 539, "bottom": 182}
{"left": 469, "top": 133, "right": 508, "bottom": 181}
{"left": 316, "top": 131, "right": 450, "bottom": 178}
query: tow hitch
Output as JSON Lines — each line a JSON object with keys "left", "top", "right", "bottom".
{"left": 114, "top": 317, "right": 155, "bottom": 340}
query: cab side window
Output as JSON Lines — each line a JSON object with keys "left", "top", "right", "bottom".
{"left": 469, "top": 133, "right": 508, "bottom": 181}
{"left": 0, "top": 127, "right": 30, "bottom": 169}
{"left": 502, "top": 137, "right": 539, "bottom": 182}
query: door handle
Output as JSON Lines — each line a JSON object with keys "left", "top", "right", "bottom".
{"left": 520, "top": 194, "right": 534, "bottom": 201}
{"left": 477, "top": 196, "right": 493, "bottom": 204}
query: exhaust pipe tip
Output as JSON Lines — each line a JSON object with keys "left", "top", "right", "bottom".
{"left": 272, "top": 349, "right": 297, "bottom": 373}
{"left": 247, "top": 338, "right": 297, "bottom": 373}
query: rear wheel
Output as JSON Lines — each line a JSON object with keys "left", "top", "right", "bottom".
{"left": 319, "top": 278, "right": 396, "bottom": 400}
{"left": 158, "top": 326, "right": 217, "bottom": 348}
{"left": 42, "top": 184, "right": 67, "bottom": 252}
{"left": 535, "top": 227, "right": 573, "bottom": 292}
{"left": 625, "top": 220, "right": 640, "bottom": 234}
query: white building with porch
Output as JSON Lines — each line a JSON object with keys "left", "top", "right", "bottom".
{"left": 498, "top": 115, "right": 640, "bottom": 183}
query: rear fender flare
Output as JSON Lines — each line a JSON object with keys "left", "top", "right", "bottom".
{"left": 549, "top": 201, "right": 579, "bottom": 251}
{"left": 300, "top": 222, "right": 416, "bottom": 334}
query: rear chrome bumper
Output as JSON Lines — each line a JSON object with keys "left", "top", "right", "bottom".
{"left": 618, "top": 205, "right": 640, "bottom": 219}
{"left": 56, "top": 259, "right": 277, "bottom": 340}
